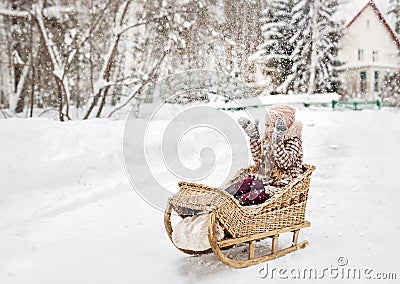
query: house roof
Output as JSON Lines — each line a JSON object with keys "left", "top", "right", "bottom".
{"left": 346, "top": 0, "right": 400, "bottom": 49}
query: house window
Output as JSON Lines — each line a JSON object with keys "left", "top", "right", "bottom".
{"left": 374, "top": 71, "right": 379, "bottom": 92}
{"left": 372, "top": 51, "right": 378, "bottom": 62}
{"left": 360, "top": 71, "right": 367, "bottom": 94}
{"left": 358, "top": 49, "right": 364, "bottom": 61}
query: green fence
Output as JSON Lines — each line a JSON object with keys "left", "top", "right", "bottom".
{"left": 332, "top": 100, "right": 381, "bottom": 110}
{"left": 217, "top": 99, "right": 383, "bottom": 112}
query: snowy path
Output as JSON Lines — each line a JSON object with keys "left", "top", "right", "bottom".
{"left": 1, "top": 109, "right": 399, "bottom": 283}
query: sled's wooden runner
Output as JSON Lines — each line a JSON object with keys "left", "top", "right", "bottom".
{"left": 164, "top": 164, "right": 315, "bottom": 268}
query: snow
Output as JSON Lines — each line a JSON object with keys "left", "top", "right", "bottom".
{"left": 183, "top": 21, "right": 191, "bottom": 29}
{"left": 12, "top": 50, "right": 25, "bottom": 65}
{"left": 64, "top": 35, "right": 73, "bottom": 46}
{"left": 1, "top": 107, "right": 400, "bottom": 283}
{"left": 52, "top": 68, "right": 64, "bottom": 80}
{"left": 93, "top": 79, "right": 112, "bottom": 94}
{"left": 0, "top": 8, "right": 30, "bottom": 19}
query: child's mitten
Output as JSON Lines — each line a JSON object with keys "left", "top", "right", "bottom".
{"left": 272, "top": 117, "right": 288, "bottom": 144}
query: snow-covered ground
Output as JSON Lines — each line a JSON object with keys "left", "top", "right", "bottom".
{"left": 1, "top": 106, "right": 400, "bottom": 283}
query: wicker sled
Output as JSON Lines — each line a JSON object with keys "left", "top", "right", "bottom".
{"left": 164, "top": 164, "right": 315, "bottom": 268}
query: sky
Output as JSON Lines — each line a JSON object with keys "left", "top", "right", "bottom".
{"left": 337, "top": 0, "right": 392, "bottom": 25}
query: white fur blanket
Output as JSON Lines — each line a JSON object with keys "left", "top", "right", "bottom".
{"left": 172, "top": 214, "right": 225, "bottom": 251}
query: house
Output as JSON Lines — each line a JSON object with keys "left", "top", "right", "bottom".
{"left": 338, "top": 0, "right": 400, "bottom": 100}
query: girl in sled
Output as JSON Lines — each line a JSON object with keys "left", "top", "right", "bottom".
{"left": 172, "top": 104, "right": 304, "bottom": 250}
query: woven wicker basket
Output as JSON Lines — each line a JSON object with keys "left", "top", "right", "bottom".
{"left": 168, "top": 164, "right": 315, "bottom": 238}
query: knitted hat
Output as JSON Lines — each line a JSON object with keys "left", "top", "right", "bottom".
{"left": 267, "top": 104, "right": 296, "bottom": 129}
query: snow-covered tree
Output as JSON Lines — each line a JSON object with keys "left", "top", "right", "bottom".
{"left": 389, "top": 0, "right": 400, "bottom": 35}
{"left": 380, "top": 1, "right": 400, "bottom": 106}
{"left": 138, "top": 0, "right": 264, "bottom": 82}
{"left": 222, "top": 0, "right": 265, "bottom": 83}
{"left": 281, "top": 0, "right": 343, "bottom": 94}
{"left": 0, "top": 0, "right": 33, "bottom": 114}
{"left": 251, "top": 0, "right": 294, "bottom": 92}
{"left": 380, "top": 72, "right": 400, "bottom": 106}
{"left": 0, "top": 0, "right": 162, "bottom": 120}
{"left": 0, "top": 0, "right": 266, "bottom": 118}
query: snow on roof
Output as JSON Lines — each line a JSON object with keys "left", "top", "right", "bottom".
{"left": 346, "top": 0, "right": 400, "bottom": 49}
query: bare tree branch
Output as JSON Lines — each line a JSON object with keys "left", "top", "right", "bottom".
{"left": 83, "top": 0, "right": 132, "bottom": 119}
{"left": 107, "top": 52, "right": 167, "bottom": 118}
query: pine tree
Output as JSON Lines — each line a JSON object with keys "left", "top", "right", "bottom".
{"left": 251, "top": 0, "right": 294, "bottom": 92}
{"left": 281, "top": 0, "right": 343, "bottom": 94}
{"left": 383, "top": 1, "right": 400, "bottom": 107}
{"left": 389, "top": 0, "right": 400, "bottom": 34}
{"left": 380, "top": 72, "right": 400, "bottom": 106}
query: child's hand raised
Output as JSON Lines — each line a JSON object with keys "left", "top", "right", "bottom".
{"left": 272, "top": 117, "right": 288, "bottom": 144}
{"left": 238, "top": 117, "right": 260, "bottom": 140}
